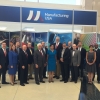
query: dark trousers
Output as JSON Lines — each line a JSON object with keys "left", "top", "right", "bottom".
{"left": 20, "top": 65, "right": 28, "bottom": 84}
{"left": 43, "top": 66, "right": 46, "bottom": 77}
{"left": 71, "top": 65, "right": 78, "bottom": 82}
{"left": 78, "top": 63, "right": 84, "bottom": 78}
{"left": 34, "top": 66, "right": 44, "bottom": 82}
{"left": 96, "top": 63, "right": 100, "bottom": 82}
{"left": 18, "top": 63, "right": 20, "bottom": 80}
{"left": 60, "top": 62, "right": 69, "bottom": 81}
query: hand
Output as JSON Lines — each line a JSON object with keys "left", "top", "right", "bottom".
{"left": 99, "top": 64, "right": 100, "bottom": 67}
{"left": 22, "top": 66, "right": 25, "bottom": 69}
{"left": 44, "top": 63, "right": 47, "bottom": 67}
{"left": 28, "top": 64, "right": 30, "bottom": 67}
{"left": 60, "top": 58, "right": 63, "bottom": 62}
{"left": 0, "top": 65, "right": 2, "bottom": 69}
{"left": 77, "top": 65, "right": 79, "bottom": 67}
{"left": 11, "top": 66, "right": 13, "bottom": 68}
{"left": 35, "top": 64, "right": 38, "bottom": 68}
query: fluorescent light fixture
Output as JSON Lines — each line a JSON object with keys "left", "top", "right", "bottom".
{"left": 0, "top": 27, "right": 6, "bottom": 31}
{"left": 23, "top": 27, "right": 35, "bottom": 32}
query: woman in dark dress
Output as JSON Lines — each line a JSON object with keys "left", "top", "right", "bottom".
{"left": 47, "top": 44, "right": 57, "bottom": 83}
{"left": 86, "top": 45, "right": 96, "bottom": 84}
{"left": 8, "top": 45, "right": 18, "bottom": 86}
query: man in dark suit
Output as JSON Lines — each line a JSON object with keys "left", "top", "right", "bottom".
{"left": 41, "top": 42, "right": 48, "bottom": 79}
{"left": 16, "top": 42, "right": 22, "bottom": 80}
{"left": 74, "top": 33, "right": 80, "bottom": 46}
{"left": 54, "top": 37, "right": 62, "bottom": 79}
{"left": 59, "top": 43, "right": 70, "bottom": 83}
{"left": 94, "top": 43, "right": 100, "bottom": 83}
{"left": 0, "top": 42, "right": 9, "bottom": 84}
{"left": 27, "top": 42, "right": 34, "bottom": 79}
{"left": 77, "top": 42, "right": 86, "bottom": 78}
{"left": 19, "top": 45, "right": 29, "bottom": 86}
{"left": 34, "top": 43, "right": 46, "bottom": 85}
{"left": 71, "top": 44, "right": 81, "bottom": 83}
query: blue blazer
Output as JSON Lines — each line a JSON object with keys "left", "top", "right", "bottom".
{"left": 9, "top": 51, "right": 18, "bottom": 66}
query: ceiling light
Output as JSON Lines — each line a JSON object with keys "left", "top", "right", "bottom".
{"left": 0, "top": 27, "right": 6, "bottom": 31}
{"left": 23, "top": 27, "right": 35, "bottom": 32}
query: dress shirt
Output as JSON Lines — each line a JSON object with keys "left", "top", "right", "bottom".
{"left": 61, "top": 49, "right": 65, "bottom": 58}
{"left": 73, "top": 50, "right": 75, "bottom": 56}
{"left": 78, "top": 47, "right": 82, "bottom": 51}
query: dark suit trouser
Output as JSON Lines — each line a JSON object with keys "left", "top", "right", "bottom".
{"left": 60, "top": 62, "right": 69, "bottom": 81}
{"left": 18, "top": 62, "right": 20, "bottom": 80}
{"left": 35, "top": 66, "right": 44, "bottom": 82}
{"left": 78, "top": 63, "right": 84, "bottom": 78}
{"left": 71, "top": 65, "right": 78, "bottom": 82}
{"left": 95, "top": 63, "right": 100, "bottom": 81}
{"left": 43, "top": 66, "right": 46, "bottom": 77}
{"left": 20, "top": 65, "right": 28, "bottom": 84}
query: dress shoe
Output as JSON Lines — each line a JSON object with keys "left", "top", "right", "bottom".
{"left": 60, "top": 79, "right": 64, "bottom": 82}
{"left": 20, "top": 84, "right": 25, "bottom": 86}
{"left": 40, "top": 81, "right": 45, "bottom": 83}
{"left": 14, "top": 82, "right": 17, "bottom": 84}
{"left": 56, "top": 76, "right": 59, "bottom": 79}
{"left": 30, "top": 77, "right": 34, "bottom": 79}
{"left": 70, "top": 80, "right": 74, "bottom": 82}
{"left": 2, "top": 82, "right": 9, "bottom": 84}
{"left": 36, "top": 82, "right": 40, "bottom": 85}
{"left": 53, "top": 76, "right": 57, "bottom": 78}
{"left": 43, "top": 76, "right": 48, "bottom": 79}
{"left": 64, "top": 81, "right": 68, "bottom": 83}
{"left": 75, "top": 81, "right": 77, "bottom": 83}
{"left": 25, "top": 82, "right": 29, "bottom": 84}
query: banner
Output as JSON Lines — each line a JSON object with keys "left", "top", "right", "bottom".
{"left": 48, "top": 32, "right": 72, "bottom": 45}
{"left": 0, "top": 31, "right": 9, "bottom": 48}
{"left": 35, "top": 32, "right": 47, "bottom": 49}
{"left": 0, "top": 6, "right": 20, "bottom": 22}
{"left": 22, "top": 7, "right": 73, "bottom": 24}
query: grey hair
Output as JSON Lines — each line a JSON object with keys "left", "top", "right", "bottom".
{"left": 37, "top": 43, "right": 42, "bottom": 47}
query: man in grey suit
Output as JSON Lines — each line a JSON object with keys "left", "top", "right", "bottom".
{"left": 34, "top": 43, "right": 46, "bottom": 85}
{"left": 71, "top": 44, "right": 81, "bottom": 83}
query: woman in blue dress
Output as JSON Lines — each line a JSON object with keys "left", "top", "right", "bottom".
{"left": 47, "top": 44, "right": 57, "bottom": 83}
{"left": 8, "top": 45, "right": 18, "bottom": 86}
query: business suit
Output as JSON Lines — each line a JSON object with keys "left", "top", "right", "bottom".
{"left": 54, "top": 43, "right": 62, "bottom": 78}
{"left": 19, "top": 50, "right": 28, "bottom": 85}
{"left": 34, "top": 49, "right": 46, "bottom": 83}
{"left": 26, "top": 47, "right": 34, "bottom": 78}
{"left": 74, "top": 38, "right": 79, "bottom": 46}
{"left": 16, "top": 47, "right": 22, "bottom": 80}
{"left": 42, "top": 47, "right": 48, "bottom": 78}
{"left": 77, "top": 48, "right": 86, "bottom": 77}
{"left": 95, "top": 49, "right": 100, "bottom": 82}
{"left": 0, "top": 48, "right": 9, "bottom": 83}
{"left": 71, "top": 50, "right": 81, "bottom": 82}
{"left": 59, "top": 48, "right": 70, "bottom": 82}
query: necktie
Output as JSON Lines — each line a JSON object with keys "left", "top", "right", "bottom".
{"left": 4, "top": 49, "right": 6, "bottom": 56}
{"left": 56, "top": 43, "right": 58, "bottom": 49}
{"left": 25, "top": 52, "right": 28, "bottom": 57}
{"left": 30, "top": 49, "right": 32, "bottom": 55}
{"left": 40, "top": 50, "right": 43, "bottom": 56}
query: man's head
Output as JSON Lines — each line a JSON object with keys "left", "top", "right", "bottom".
{"left": 1, "top": 42, "right": 6, "bottom": 49}
{"left": 22, "top": 45, "right": 27, "bottom": 51}
{"left": 27, "top": 42, "right": 31, "bottom": 48}
{"left": 16, "top": 42, "right": 20, "bottom": 48}
{"left": 78, "top": 41, "right": 82, "bottom": 47}
{"left": 94, "top": 43, "right": 98, "bottom": 49}
{"left": 62, "top": 43, "right": 67, "bottom": 49}
{"left": 56, "top": 37, "right": 60, "bottom": 43}
{"left": 68, "top": 41, "right": 72, "bottom": 47}
{"left": 72, "top": 44, "right": 77, "bottom": 50}
{"left": 41, "top": 42, "right": 45, "bottom": 48}
{"left": 37, "top": 43, "right": 42, "bottom": 50}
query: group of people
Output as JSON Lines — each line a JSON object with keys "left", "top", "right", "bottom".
{"left": 0, "top": 37, "right": 100, "bottom": 87}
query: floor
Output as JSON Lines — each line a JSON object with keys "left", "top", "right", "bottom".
{"left": 0, "top": 74, "right": 100, "bottom": 100}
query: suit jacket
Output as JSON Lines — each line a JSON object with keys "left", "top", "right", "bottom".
{"left": 54, "top": 43, "right": 62, "bottom": 60}
{"left": 59, "top": 48, "right": 70, "bottom": 64}
{"left": 0, "top": 48, "right": 9, "bottom": 73}
{"left": 74, "top": 38, "right": 79, "bottom": 46}
{"left": 19, "top": 50, "right": 28, "bottom": 67}
{"left": 95, "top": 49, "right": 100, "bottom": 65}
{"left": 34, "top": 49, "right": 46, "bottom": 67}
{"left": 71, "top": 50, "right": 81, "bottom": 66}
{"left": 26, "top": 48, "right": 34, "bottom": 64}
{"left": 42, "top": 47, "right": 48, "bottom": 61}
{"left": 77, "top": 48, "right": 86, "bottom": 65}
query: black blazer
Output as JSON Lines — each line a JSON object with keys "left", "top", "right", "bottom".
{"left": 74, "top": 38, "right": 79, "bottom": 46}
{"left": 19, "top": 50, "right": 28, "bottom": 67}
{"left": 95, "top": 49, "right": 100, "bottom": 64}
{"left": 54, "top": 43, "right": 62, "bottom": 60}
{"left": 42, "top": 47, "right": 48, "bottom": 60}
{"left": 34, "top": 49, "right": 46, "bottom": 67}
{"left": 59, "top": 48, "right": 70, "bottom": 64}
{"left": 26, "top": 48, "right": 34, "bottom": 64}
{"left": 80, "top": 48, "right": 86, "bottom": 64}
{"left": 0, "top": 48, "right": 9, "bottom": 66}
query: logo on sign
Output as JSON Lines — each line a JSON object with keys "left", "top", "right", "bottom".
{"left": 27, "top": 10, "right": 43, "bottom": 21}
